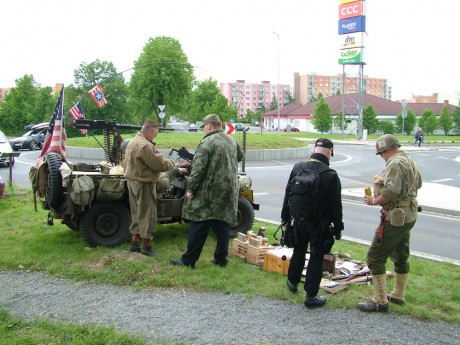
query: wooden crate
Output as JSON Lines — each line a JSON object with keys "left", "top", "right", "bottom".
{"left": 263, "top": 248, "right": 293, "bottom": 275}
{"left": 245, "top": 244, "right": 274, "bottom": 265}
{"left": 231, "top": 239, "right": 248, "bottom": 259}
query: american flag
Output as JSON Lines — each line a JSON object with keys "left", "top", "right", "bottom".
{"left": 69, "top": 102, "right": 87, "bottom": 135}
{"left": 88, "top": 84, "right": 107, "bottom": 108}
{"left": 38, "top": 86, "right": 66, "bottom": 160}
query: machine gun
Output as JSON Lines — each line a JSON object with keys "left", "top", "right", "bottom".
{"left": 70, "top": 119, "right": 174, "bottom": 166}
{"left": 169, "top": 147, "right": 195, "bottom": 162}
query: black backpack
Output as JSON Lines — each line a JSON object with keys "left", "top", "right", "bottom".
{"left": 288, "top": 163, "right": 330, "bottom": 220}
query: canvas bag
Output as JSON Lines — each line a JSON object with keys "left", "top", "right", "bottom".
{"left": 70, "top": 175, "right": 95, "bottom": 206}
{"left": 96, "top": 178, "right": 125, "bottom": 201}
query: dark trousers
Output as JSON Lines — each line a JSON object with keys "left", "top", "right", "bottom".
{"left": 287, "top": 219, "right": 325, "bottom": 298}
{"left": 182, "top": 219, "right": 230, "bottom": 264}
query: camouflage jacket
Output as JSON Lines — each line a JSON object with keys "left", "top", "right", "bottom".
{"left": 123, "top": 132, "right": 175, "bottom": 183}
{"left": 183, "top": 129, "right": 241, "bottom": 223}
{"left": 380, "top": 150, "right": 422, "bottom": 223}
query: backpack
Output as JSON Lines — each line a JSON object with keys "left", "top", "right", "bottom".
{"left": 288, "top": 163, "right": 330, "bottom": 220}
{"left": 70, "top": 176, "right": 95, "bottom": 207}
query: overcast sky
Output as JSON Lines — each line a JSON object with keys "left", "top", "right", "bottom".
{"left": 1, "top": 0, "right": 458, "bottom": 101}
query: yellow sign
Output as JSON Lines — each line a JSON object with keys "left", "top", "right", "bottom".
{"left": 339, "top": 0, "right": 358, "bottom": 4}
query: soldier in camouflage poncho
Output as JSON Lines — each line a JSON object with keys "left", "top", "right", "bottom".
{"left": 170, "top": 114, "right": 243, "bottom": 268}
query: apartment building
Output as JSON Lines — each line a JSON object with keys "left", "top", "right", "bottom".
{"left": 293, "top": 72, "right": 391, "bottom": 105}
{"left": 220, "top": 80, "right": 290, "bottom": 118}
{"left": 0, "top": 87, "right": 11, "bottom": 103}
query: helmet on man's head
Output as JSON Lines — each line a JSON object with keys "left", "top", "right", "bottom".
{"left": 375, "top": 134, "right": 401, "bottom": 155}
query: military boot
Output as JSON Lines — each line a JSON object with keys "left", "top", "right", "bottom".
{"left": 141, "top": 238, "right": 157, "bottom": 257}
{"left": 357, "top": 274, "right": 389, "bottom": 312}
{"left": 388, "top": 273, "right": 408, "bottom": 305}
{"left": 129, "top": 234, "right": 141, "bottom": 253}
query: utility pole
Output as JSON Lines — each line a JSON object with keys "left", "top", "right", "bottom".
{"left": 273, "top": 31, "right": 280, "bottom": 132}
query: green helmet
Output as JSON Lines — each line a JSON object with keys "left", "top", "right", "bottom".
{"left": 375, "top": 134, "right": 401, "bottom": 155}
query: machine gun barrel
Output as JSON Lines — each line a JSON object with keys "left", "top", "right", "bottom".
{"left": 70, "top": 119, "right": 174, "bottom": 132}
{"left": 169, "top": 147, "right": 195, "bottom": 162}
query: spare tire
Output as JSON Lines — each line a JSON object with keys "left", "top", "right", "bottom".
{"left": 229, "top": 196, "right": 255, "bottom": 238}
{"left": 45, "top": 152, "right": 63, "bottom": 209}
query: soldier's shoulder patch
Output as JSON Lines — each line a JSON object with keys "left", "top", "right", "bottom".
{"left": 153, "top": 147, "right": 159, "bottom": 154}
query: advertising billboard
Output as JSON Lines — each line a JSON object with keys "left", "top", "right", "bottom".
{"left": 338, "top": 47, "right": 365, "bottom": 64}
{"left": 339, "top": 1, "right": 364, "bottom": 20}
{"left": 339, "top": 32, "right": 364, "bottom": 50}
{"left": 338, "top": 16, "right": 366, "bottom": 35}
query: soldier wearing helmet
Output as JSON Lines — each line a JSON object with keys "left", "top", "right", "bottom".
{"left": 359, "top": 134, "right": 422, "bottom": 313}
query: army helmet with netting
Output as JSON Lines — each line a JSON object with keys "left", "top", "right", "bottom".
{"left": 375, "top": 134, "right": 401, "bottom": 155}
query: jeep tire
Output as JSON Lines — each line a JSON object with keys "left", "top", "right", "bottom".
{"left": 80, "top": 202, "right": 131, "bottom": 247}
{"left": 45, "top": 152, "right": 63, "bottom": 209}
{"left": 230, "top": 196, "right": 254, "bottom": 237}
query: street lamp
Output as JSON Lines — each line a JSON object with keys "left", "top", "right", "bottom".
{"left": 273, "top": 31, "right": 280, "bottom": 132}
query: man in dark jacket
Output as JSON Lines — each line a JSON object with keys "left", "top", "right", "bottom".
{"left": 169, "top": 114, "right": 244, "bottom": 268}
{"left": 280, "top": 138, "right": 344, "bottom": 308}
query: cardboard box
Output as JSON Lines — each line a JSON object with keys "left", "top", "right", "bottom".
{"left": 263, "top": 248, "right": 293, "bottom": 275}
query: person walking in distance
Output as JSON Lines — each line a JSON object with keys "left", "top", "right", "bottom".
{"left": 169, "top": 114, "right": 243, "bottom": 268}
{"left": 360, "top": 134, "right": 422, "bottom": 312}
{"left": 123, "top": 117, "right": 175, "bottom": 256}
{"left": 280, "top": 138, "right": 344, "bottom": 308}
{"left": 414, "top": 128, "right": 424, "bottom": 147}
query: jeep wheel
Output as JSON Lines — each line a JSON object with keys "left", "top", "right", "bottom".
{"left": 80, "top": 202, "right": 131, "bottom": 247}
{"left": 230, "top": 196, "right": 254, "bottom": 237}
{"left": 29, "top": 141, "right": 39, "bottom": 150}
{"left": 45, "top": 153, "right": 63, "bottom": 209}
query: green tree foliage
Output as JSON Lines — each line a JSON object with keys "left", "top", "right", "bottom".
{"left": 284, "top": 90, "right": 295, "bottom": 105}
{"left": 395, "top": 108, "right": 417, "bottom": 135}
{"left": 333, "top": 112, "right": 350, "bottom": 132}
{"left": 129, "top": 36, "right": 194, "bottom": 123}
{"left": 71, "top": 59, "right": 131, "bottom": 124}
{"left": 270, "top": 95, "right": 278, "bottom": 111}
{"left": 418, "top": 109, "right": 438, "bottom": 135}
{"left": 437, "top": 105, "right": 453, "bottom": 135}
{"left": 312, "top": 96, "right": 332, "bottom": 133}
{"left": 0, "top": 74, "right": 54, "bottom": 133}
{"left": 378, "top": 120, "right": 395, "bottom": 134}
{"left": 452, "top": 106, "right": 460, "bottom": 135}
{"left": 183, "top": 78, "right": 237, "bottom": 124}
{"left": 362, "top": 104, "right": 379, "bottom": 134}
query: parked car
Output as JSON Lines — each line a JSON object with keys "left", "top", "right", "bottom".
{"left": 9, "top": 123, "right": 48, "bottom": 151}
{"left": 0, "top": 130, "right": 15, "bottom": 167}
{"left": 284, "top": 126, "right": 299, "bottom": 132}
{"left": 235, "top": 123, "right": 247, "bottom": 131}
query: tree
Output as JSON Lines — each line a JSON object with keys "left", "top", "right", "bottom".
{"left": 333, "top": 112, "right": 350, "bottom": 132}
{"left": 183, "top": 78, "right": 237, "bottom": 124}
{"left": 378, "top": 120, "right": 395, "bottom": 134}
{"left": 129, "top": 36, "right": 194, "bottom": 123}
{"left": 395, "top": 108, "right": 417, "bottom": 135}
{"left": 418, "top": 109, "right": 437, "bottom": 135}
{"left": 311, "top": 96, "right": 332, "bottom": 133}
{"left": 0, "top": 74, "right": 51, "bottom": 133}
{"left": 452, "top": 106, "right": 460, "bottom": 135}
{"left": 284, "top": 90, "right": 295, "bottom": 105}
{"left": 438, "top": 105, "right": 453, "bottom": 135}
{"left": 71, "top": 59, "right": 131, "bottom": 124}
{"left": 362, "top": 104, "right": 379, "bottom": 134}
{"left": 270, "top": 95, "right": 278, "bottom": 111}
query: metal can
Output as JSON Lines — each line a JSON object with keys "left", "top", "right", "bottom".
{"left": 364, "top": 186, "right": 372, "bottom": 196}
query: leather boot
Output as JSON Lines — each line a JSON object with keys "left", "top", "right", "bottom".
{"left": 388, "top": 273, "right": 408, "bottom": 305}
{"left": 129, "top": 233, "right": 140, "bottom": 253}
{"left": 140, "top": 238, "right": 157, "bottom": 257}
{"left": 357, "top": 274, "right": 389, "bottom": 312}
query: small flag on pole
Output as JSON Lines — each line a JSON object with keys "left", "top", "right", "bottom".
{"left": 38, "top": 86, "right": 67, "bottom": 161}
{"left": 88, "top": 84, "right": 107, "bottom": 108}
{"left": 69, "top": 102, "right": 87, "bottom": 135}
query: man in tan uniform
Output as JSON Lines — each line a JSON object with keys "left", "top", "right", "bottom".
{"left": 123, "top": 117, "right": 175, "bottom": 256}
{"left": 360, "top": 134, "right": 422, "bottom": 312}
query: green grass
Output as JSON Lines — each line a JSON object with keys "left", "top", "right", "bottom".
{"left": 0, "top": 188, "right": 459, "bottom": 343}
{"left": 67, "top": 131, "right": 460, "bottom": 150}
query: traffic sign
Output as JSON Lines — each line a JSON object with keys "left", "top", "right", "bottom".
{"left": 226, "top": 123, "right": 235, "bottom": 135}
{"left": 158, "top": 105, "right": 165, "bottom": 112}
{"left": 159, "top": 111, "right": 165, "bottom": 119}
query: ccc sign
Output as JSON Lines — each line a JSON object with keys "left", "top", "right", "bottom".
{"left": 339, "top": 1, "right": 364, "bottom": 20}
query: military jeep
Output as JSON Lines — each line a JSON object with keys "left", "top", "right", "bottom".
{"left": 35, "top": 119, "right": 258, "bottom": 247}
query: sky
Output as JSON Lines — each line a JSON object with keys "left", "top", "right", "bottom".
{"left": 1, "top": 0, "right": 459, "bottom": 101}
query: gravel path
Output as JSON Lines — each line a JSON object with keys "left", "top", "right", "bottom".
{"left": 1, "top": 270, "right": 459, "bottom": 345}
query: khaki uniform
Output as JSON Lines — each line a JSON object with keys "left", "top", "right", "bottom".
{"left": 123, "top": 131, "right": 175, "bottom": 239}
{"left": 368, "top": 150, "right": 422, "bottom": 275}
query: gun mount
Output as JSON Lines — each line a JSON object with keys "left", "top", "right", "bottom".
{"left": 70, "top": 119, "right": 174, "bottom": 166}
